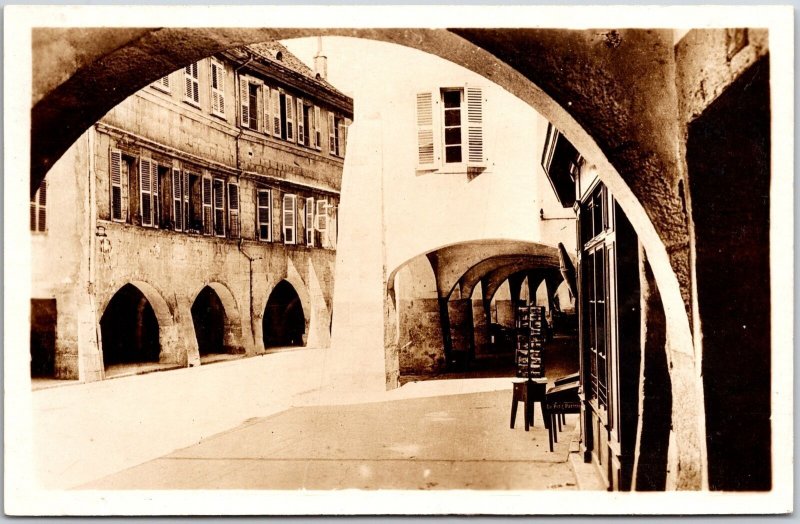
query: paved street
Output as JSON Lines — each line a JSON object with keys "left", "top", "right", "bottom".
{"left": 82, "top": 388, "right": 579, "bottom": 490}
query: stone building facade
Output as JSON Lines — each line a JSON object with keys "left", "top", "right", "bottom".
{"left": 30, "top": 42, "right": 353, "bottom": 381}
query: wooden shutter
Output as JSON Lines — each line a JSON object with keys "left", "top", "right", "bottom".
{"left": 228, "top": 182, "right": 240, "bottom": 238}
{"left": 211, "top": 61, "right": 225, "bottom": 115}
{"left": 140, "top": 158, "right": 154, "bottom": 227}
{"left": 213, "top": 178, "right": 225, "bottom": 237}
{"left": 285, "top": 94, "right": 295, "bottom": 142}
{"left": 30, "top": 180, "right": 47, "bottom": 232}
{"left": 240, "top": 77, "right": 250, "bottom": 127}
{"left": 466, "top": 86, "right": 485, "bottom": 166}
{"left": 185, "top": 63, "right": 199, "bottom": 103}
{"left": 152, "top": 163, "right": 159, "bottom": 228}
{"left": 416, "top": 92, "right": 435, "bottom": 168}
{"left": 183, "top": 170, "right": 190, "bottom": 231}
{"left": 154, "top": 75, "right": 170, "bottom": 92}
{"left": 172, "top": 169, "right": 183, "bottom": 231}
{"left": 257, "top": 189, "right": 272, "bottom": 241}
{"left": 110, "top": 149, "right": 123, "bottom": 221}
{"left": 283, "top": 193, "right": 296, "bottom": 244}
{"left": 263, "top": 86, "right": 270, "bottom": 135}
{"left": 338, "top": 120, "right": 347, "bottom": 157}
{"left": 202, "top": 176, "right": 213, "bottom": 235}
{"left": 315, "top": 199, "right": 328, "bottom": 247}
{"left": 297, "top": 98, "right": 306, "bottom": 145}
{"left": 271, "top": 89, "right": 282, "bottom": 137}
{"left": 328, "top": 112, "right": 336, "bottom": 154}
{"left": 314, "top": 106, "right": 322, "bottom": 150}
{"left": 306, "top": 196, "right": 314, "bottom": 246}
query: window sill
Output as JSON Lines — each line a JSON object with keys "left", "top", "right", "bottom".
{"left": 210, "top": 111, "right": 227, "bottom": 122}
{"left": 150, "top": 84, "right": 171, "bottom": 95}
{"left": 183, "top": 98, "right": 201, "bottom": 110}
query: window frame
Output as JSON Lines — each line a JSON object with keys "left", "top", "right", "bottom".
{"left": 184, "top": 62, "right": 201, "bottom": 107}
{"left": 305, "top": 196, "right": 315, "bottom": 247}
{"left": 257, "top": 188, "right": 273, "bottom": 242}
{"left": 228, "top": 182, "right": 240, "bottom": 239}
{"left": 30, "top": 180, "right": 47, "bottom": 233}
{"left": 283, "top": 193, "right": 297, "bottom": 245}
{"left": 209, "top": 59, "right": 226, "bottom": 118}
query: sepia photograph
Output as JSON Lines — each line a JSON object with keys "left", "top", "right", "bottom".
{"left": 4, "top": 4, "right": 794, "bottom": 515}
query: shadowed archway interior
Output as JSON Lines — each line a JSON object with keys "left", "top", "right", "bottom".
{"left": 191, "top": 286, "right": 227, "bottom": 356}
{"left": 100, "top": 284, "right": 160, "bottom": 367}
{"left": 263, "top": 281, "right": 306, "bottom": 348}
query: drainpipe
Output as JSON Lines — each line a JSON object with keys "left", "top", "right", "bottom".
{"left": 86, "top": 127, "right": 103, "bottom": 380}
{"left": 238, "top": 238, "right": 261, "bottom": 350}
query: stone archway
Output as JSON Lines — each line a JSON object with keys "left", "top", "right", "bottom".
{"left": 190, "top": 282, "right": 246, "bottom": 358}
{"left": 263, "top": 280, "right": 306, "bottom": 349}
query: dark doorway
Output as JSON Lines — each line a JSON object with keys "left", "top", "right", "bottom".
{"left": 687, "top": 55, "right": 771, "bottom": 490}
{"left": 192, "top": 286, "right": 227, "bottom": 356}
{"left": 263, "top": 280, "right": 305, "bottom": 348}
{"left": 100, "top": 284, "right": 161, "bottom": 367}
{"left": 30, "top": 299, "right": 57, "bottom": 378}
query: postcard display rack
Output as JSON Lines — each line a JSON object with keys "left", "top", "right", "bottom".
{"left": 515, "top": 304, "right": 546, "bottom": 379}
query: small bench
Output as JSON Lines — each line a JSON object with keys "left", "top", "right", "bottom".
{"left": 510, "top": 379, "right": 547, "bottom": 431}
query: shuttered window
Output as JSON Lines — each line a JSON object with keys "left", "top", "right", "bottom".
{"left": 416, "top": 92, "right": 435, "bottom": 168}
{"left": 285, "top": 94, "right": 295, "bottom": 142}
{"left": 283, "top": 193, "right": 296, "bottom": 245}
{"left": 240, "top": 76, "right": 251, "bottom": 128}
{"left": 184, "top": 62, "right": 200, "bottom": 105}
{"left": 305, "top": 197, "right": 314, "bottom": 246}
{"left": 228, "top": 183, "right": 240, "bottom": 238}
{"left": 153, "top": 74, "right": 171, "bottom": 93}
{"left": 257, "top": 189, "right": 272, "bottom": 241}
{"left": 30, "top": 180, "right": 47, "bottom": 232}
{"left": 271, "top": 89, "right": 282, "bottom": 137}
{"left": 139, "top": 158, "right": 158, "bottom": 227}
{"left": 210, "top": 60, "right": 225, "bottom": 117}
{"left": 263, "top": 86, "right": 270, "bottom": 135}
{"left": 110, "top": 149, "right": 124, "bottom": 222}
{"left": 296, "top": 98, "right": 305, "bottom": 145}
{"left": 212, "top": 178, "right": 225, "bottom": 237}
{"left": 315, "top": 199, "right": 328, "bottom": 248}
{"left": 328, "top": 112, "right": 336, "bottom": 155}
{"left": 202, "top": 176, "right": 213, "bottom": 235}
{"left": 172, "top": 169, "right": 184, "bottom": 231}
{"left": 314, "top": 106, "right": 322, "bottom": 150}
{"left": 338, "top": 119, "right": 347, "bottom": 157}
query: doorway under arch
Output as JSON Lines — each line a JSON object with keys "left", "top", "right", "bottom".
{"left": 100, "top": 283, "right": 161, "bottom": 367}
{"left": 263, "top": 280, "right": 306, "bottom": 349}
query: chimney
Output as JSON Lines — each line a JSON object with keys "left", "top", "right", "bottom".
{"left": 313, "top": 36, "right": 327, "bottom": 80}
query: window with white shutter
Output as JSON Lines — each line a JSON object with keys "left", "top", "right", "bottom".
{"left": 283, "top": 193, "right": 296, "bottom": 244}
{"left": 139, "top": 158, "right": 157, "bottom": 227}
{"left": 263, "top": 86, "right": 270, "bottom": 135}
{"left": 212, "top": 178, "right": 225, "bottom": 237}
{"left": 152, "top": 74, "right": 171, "bottom": 93}
{"left": 314, "top": 106, "right": 322, "bottom": 150}
{"left": 210, "top": 60, "right": 225, "bottom": 117}
{"left": 305, "top": 196, "right": 314, "bottom": 246}
{"left": 30, "top": 180, "right": 47, "bottom": 233}
{"left": 285, "top": 94, "right": 295, "bottom": 142}
{"left": 271, "top": 89, "right": 282, "bottom": 138}
{"left": 328, "top": 112, "right": 336, "bottom": 155}
{"left": 240, "top": 76, "right": 250, "bottom": 128}
{"left": 257, "top": 189, "right": 272, "bottom": 241}
{"left": 228, "top": 182, "right": 240, "bottom": 238}
{"left": 183, "top": 171, "right": 191, "bottom": 231}
{"left": 441, "top": 89, "right": 463, "bottom": 164}
{"left": 202, "top": 176, "right": 213, "bottom": 235}
{"left": 315, "top": 199, "right": 328, "bottom": 247}
{"left": 184, "top": 62, "right": 200, "bottom": 105}
{"left": 465, "top": 85, "right": 486, "bottom": 166}
{"left": 172, "top": 169, "right": 183, "bottom": 231}
{"left": 110, "top": 149, "right": 124, "bottom": 222}
{"left": 297, "top": 98, "right": 306, "bottom": 145}
{"left": 338, "top": 119, "right": 347, "bottom": 157}
{"left": 416, "top": 92, "right": 435, "bottom": 168}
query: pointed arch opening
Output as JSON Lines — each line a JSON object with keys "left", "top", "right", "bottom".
{"left": 100, "top": 283, "right": 161, "bottom": 369}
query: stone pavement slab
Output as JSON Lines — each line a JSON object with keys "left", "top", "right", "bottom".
{"left": 82, "top": 389, "right": 580, "bottom": 491}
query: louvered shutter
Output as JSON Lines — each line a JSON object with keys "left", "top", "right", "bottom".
{"left": 172, "top": 169, "right": 183, "bottom": 231}
{"left": 240, "top": 77, "right": 250, "bottom": 127}
{"left": 328, "top": 112, "right": 336, "bottom": 154}
{"left": 465, "top": 86, "right": 486, "bottom": 166}
{"left": 296, "top": 98, "right": 305, "bottom": 145}
{"left": 213, "top": 178, "right": 225, "bottom": 236}
{"left": 152, "top": 162, "right": 159, "bottom": 228}
{"left": 228, "top": 183, "right": 240, "bottom": 238}
{"left": 306, "top": 196, "right": 314, "bottom": 246}
{"left": 263, "top": 86, "right": 270, "bottom": 135}
{"left": 185, "top": 63, "right": 199, "bottom": 103}
{"left": 183, "top": 170, "right": 190, "bottom": 231}
{"left": 110, "top": 149, "right": 123, "bottom": 221}
{"left": 416, "top": 92, "right": 435, "bottom": 168}
{"left": 283, "top": 193, "right": 296, "bottom": 244}
{"left": 202, "top": 176, "right": 213, "bottom": 235}
{"left": 211, "top": 61, "right": 225, "bottom": 116}
{"left": 271, "top": 90, "right": 282, "bottom": 137}
{"left": 314, "top": 106, "right": 322, "bottom": 149}
{"left": 338, "top": 120, "right": 347, "bottom": 157}
{"left": 315, "top": 199, "right": 328, "bottom": 247}
{"left": 37, "top": 181, "right": 47, "bottom": 232}
{"left": 285, "top": 94, "right": 295, "bottom": 142}
{"left": 140, "top": 158, "right": 153, "bottom": 226}
{"left": 257, "top": 189, "right": 271, "bottom": 241}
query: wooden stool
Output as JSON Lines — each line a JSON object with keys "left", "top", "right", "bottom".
{"left": 510, "top": 379, "right": 546, "bottom": 431}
